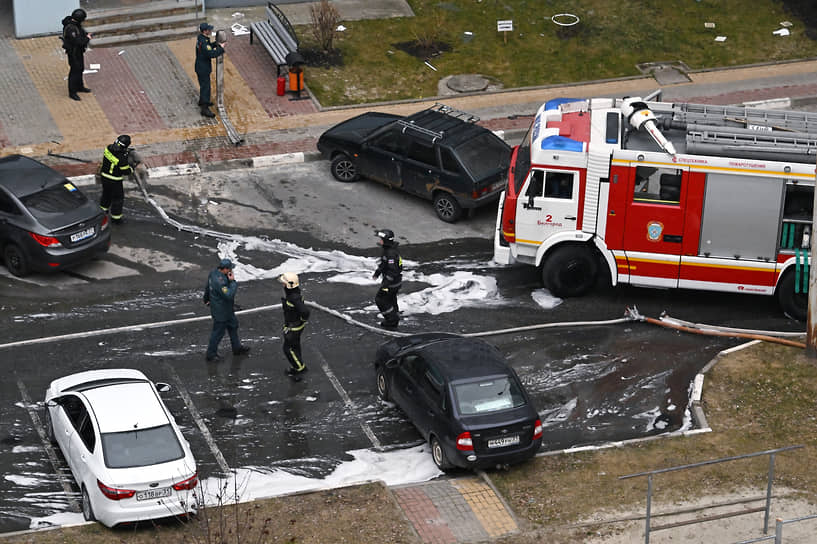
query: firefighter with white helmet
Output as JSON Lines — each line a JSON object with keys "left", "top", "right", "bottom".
{"left": 279, "top": 272, "right": 310, "bottom": 381}
{"left": 373, "top": 229, "right": 403, "bottom": 328}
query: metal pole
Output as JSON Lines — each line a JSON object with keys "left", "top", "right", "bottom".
{"left": 808, "top": 150, "right": 817, "bottom": 357}
{"left": 774, "top": 518, "right": 783, "bottom": 544}
{"left": 763, "top": 453, "right": 775, "bottom": 534}
{"left": 645, "top": 474, "right": 652, "bottom": 544}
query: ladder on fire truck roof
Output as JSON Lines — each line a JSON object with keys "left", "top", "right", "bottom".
{"left": 667, "top": 103, "right": 817, "bottom": 134}
{"left": 397, "top": 103, "right": 480, "bottom": 142}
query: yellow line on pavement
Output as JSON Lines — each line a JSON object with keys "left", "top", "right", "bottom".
{"left": 451, "top": 477, "right": 517, "bottom": 538}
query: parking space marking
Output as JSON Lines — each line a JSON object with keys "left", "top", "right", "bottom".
{"left": 15, "top": 379, "right": 80, "bottom": 512}
{"left": 314, "top": 349, "right": 382, "bottom": 450}
{"left": 163, "top": 363, "right": 231, "bottom": 475}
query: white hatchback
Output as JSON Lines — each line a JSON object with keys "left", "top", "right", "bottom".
{"left": 44, "top": 369, "right": 198, "bottom": 527}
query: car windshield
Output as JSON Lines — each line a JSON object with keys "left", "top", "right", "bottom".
{"left": 101, "top": 424, "right": 184, "bottom": 468}
{"left": 20, "top": 183, "right": 88, "bottom": 219}
{"left": 453, "top": 376, "right": 527, "bottom": 415}
{"left": 455, "top": 133, "right": 510, "bottom": 178}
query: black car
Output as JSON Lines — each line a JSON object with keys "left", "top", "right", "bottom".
{"left": 375, "top": 333, "right": 542, "bottom": 471}
{"left": 317, "top": 104, "right": 511, "bottom": 223}
{"left": 0, "top": 155, "right": 110, "bottom": 276}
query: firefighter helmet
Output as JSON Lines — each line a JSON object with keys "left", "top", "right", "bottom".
{"left": 71, "top": 9, "right": 87, "bottom": 23}
{"left": 376, "top": 229, "right": 394, "bottom": 244}
{"left": 279, "top": 272, "right": 299, "bottom": 289}
{"left": 114, "top": 135, "right": 131, "bottom": 149}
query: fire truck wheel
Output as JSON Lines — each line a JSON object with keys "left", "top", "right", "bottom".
{"left": 542, "top": 245, "right": 598, "bottom": 297}
{"left": 331, "top": 154, "right": 359, "bottom": 182}
{"left": 776, "top": 271, "right": 807, "bottom": 321}
{"left": 433, "top": 192, "right": 462, "bottom": 223}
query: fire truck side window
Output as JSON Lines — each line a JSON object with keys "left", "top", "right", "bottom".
{"left": 544, "top": 172, "right": 574, "bottom": 199}
{"left": 633, "top": 167, "right": 682, "bottom": 205}
{"left": 781, "top": 183, "right": 813, "bottom": 250}
{"left": 525, "top": 170, "right": 544, "bottom": 199}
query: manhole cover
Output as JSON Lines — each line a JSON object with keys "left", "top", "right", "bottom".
{"left": 446, "top": 74, "right": 489, "bottom": 93}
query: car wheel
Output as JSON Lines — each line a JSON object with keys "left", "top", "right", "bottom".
{"left": 81, "top": 486, "right": 96, "bottom": 522}
{"left": 433, "top": 192, "right": 463, "bottom": 223}
{"left": 776, "top": 270, "right": 807, "bottom": 321}
{"left": 44, "top": 409, "right": 56, "bottom": 444}
{"left": 376, "top": 366, "right": 390, "bottom": 401}
{"left": 430, "top": 436, "right": 454, "bottom": 472}
{"left": 3, "top": 243, "right": 30, "bottom": 277}
{"left": 331, "top": 154, "right": 359, "bottom": 182}
{"left": 541, "top": 245, "right": 598, "bottom": 297}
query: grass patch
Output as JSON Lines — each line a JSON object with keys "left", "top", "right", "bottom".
{"left": 296, "top": 0, "right": 817, "bottom": 106}
{"left": 489, "top": 342, "right": 817, "bottom": 541}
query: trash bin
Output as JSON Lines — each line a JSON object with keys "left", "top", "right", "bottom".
{"left": 288, "top": 67, "right": 304, "bottom": 92}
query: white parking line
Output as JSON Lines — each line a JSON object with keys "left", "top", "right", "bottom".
{"left": 313, "top": 349, "right": 382, "bottom": 450}
{"left": 162, "top": 363, "right": 231, "bottom": 475}
{"left": 15, "top": 379, "right": 80, "bottom": 512}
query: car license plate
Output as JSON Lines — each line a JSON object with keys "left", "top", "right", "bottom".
{"left": 136, "top": 487, "right": 172, "bottom": 501}
{"left": 70, "top": 227, "right": 95, "bottom": 243}
{"left": 487, "top": 435, "right": 520, "bottom": 448}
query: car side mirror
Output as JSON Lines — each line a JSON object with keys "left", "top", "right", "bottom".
{"left": 155, "top": 382, "right": 171, "bottom": 393}
{"left": 385, "top": 358, "right": 399, "bottom": 369}
{"left": 45, "top": 399, "right": 60, "bottom": 407}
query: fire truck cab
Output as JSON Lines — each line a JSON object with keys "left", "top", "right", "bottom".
{"left": 494, "top": 96, "right": 817, "bottom": 319}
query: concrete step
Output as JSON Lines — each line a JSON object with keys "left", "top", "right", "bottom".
{"left": 90, "top": 26, "right": 195, "bottom": 48}
{"left": 85, "top": 0, "right": 199, "bottom": 25}
{"left": 86, "top": 12, "right": 201, "bottom": 39}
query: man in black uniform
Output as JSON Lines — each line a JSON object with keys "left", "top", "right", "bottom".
{"left": 373, "top": 229, "right": 403, "bottom": 328}
{"left": 195, "top": 22, "right": 225, "bottom": 118}
{"left": 99, "top": 135, "right": 135, "bottom": 224}
{"left": 279, "top": 272, "right": 310, "bottom": 381}
{"left": 61, "top": 9, "right": 92, "bottom": 101}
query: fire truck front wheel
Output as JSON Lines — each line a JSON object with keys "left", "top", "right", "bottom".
{"left": 542, "top": 245, "right": 598, "bottom": 297}
{"left": 776, "top": 271, "right": 808, "bottom": 321}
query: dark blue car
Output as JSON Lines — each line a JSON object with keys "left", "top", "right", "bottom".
{"left": 0, "top": 155, "right": 110, "bottom": 276}
{"left": 375, "top": 333, "right": 542, "bottom": 472}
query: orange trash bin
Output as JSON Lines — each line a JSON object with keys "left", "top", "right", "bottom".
{"left": 288, "top": 68, "right": 303, "bottom": 92}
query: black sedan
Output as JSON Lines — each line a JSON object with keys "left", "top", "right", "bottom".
{"left": 0, "top": 155, "right": 110, "bottom": 276}
{"left": 375, "top": 333, "right": 542, "bottom": 472}
{"left": 317, "top": 104, "right": 511, "bottom": 223}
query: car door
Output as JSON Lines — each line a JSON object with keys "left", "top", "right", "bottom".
{"left": 390, "top": 354, "right": 428, "bottom": 428}
{"left": 413, "top": 363, "right": 448, "bottom": 441}
{"left": 401, "top": 140, "right": 443, "bottom": 198}
{"left": 0, "top": 188, "right": 24, "bottom": 243}
{"left": 68, "top": 405, "right": 98, "bottom": 489}
{"left": 514, "top": 168, "right": 580, "bottom": 247}
{"left": 356, "top": 128, "right": 403, "bottom": 188}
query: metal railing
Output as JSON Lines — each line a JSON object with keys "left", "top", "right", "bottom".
{"left": 619, "top": 445, "right": 803, "bottom": 544}
{"left": 734, "top": 514, "right": 817, "bottom": 543}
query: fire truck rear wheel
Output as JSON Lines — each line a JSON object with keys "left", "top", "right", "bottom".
{"left": 776, "top": 271, "right": 807, "bottom": 321}
{"left": 542, "top": 245, "right": 598, "bottom": 297}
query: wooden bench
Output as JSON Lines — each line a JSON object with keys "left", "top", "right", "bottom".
{"left": 250, "top": 2, "right": 300, "bottom": 77}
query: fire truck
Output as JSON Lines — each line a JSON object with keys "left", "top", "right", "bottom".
{"left": 493, "top": 95, "right": 817, "bottom": 319}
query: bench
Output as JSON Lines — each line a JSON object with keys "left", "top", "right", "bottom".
{"left": 250, "top": 2, "right": 301, "bottom": 78}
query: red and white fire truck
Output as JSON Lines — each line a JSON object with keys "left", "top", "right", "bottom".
{"left": 493, "top": 96, "right": 817, "bottom": 319}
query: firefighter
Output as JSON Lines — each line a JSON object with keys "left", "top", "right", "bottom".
{"left": 195, "top": 22, "right": 225, "bottom": 118}
{"left": 203, "top": 258, "right": 251, "bottom": 362}
{"left": 280, "top": 272, "right": 310, "bottom": 381}
{"left": 61, "top": 8, "right": 92, "bottom": 101}
{"left": 98, "top": 135, "right": 136, "bottom": 224}
{"left": 373, "top": 229, "right": 403, "bottom": 328}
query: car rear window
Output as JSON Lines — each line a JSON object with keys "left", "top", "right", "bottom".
{"left": 453, "top": 377, "right": 526, "bottom": 415}
{"left": 20, "top": 183, "right": 88, "bottom": 217}
{"left": 101, "top": 424, "right": 185, "bottom": 468}
{"left": 455, "top": 133, "right": 510, "bottom": 179}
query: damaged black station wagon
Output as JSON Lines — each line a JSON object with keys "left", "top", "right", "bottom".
{"left": 317, "top": 104, "right": 511, "bottom": 223}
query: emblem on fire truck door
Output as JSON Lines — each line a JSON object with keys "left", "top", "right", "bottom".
{"left": 646, "top": 221, "right": 664, "bottom": 242}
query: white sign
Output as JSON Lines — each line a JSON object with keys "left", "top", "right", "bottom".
{"left": 497, "top": 20, "right": 513, "bottom": 32}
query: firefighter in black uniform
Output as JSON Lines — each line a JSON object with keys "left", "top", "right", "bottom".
{"left": 61, "top": 9, "right": 92, "bottom": 101}
{"left": 280, "top": 272, "right": 310, "bottom": 381}
{"left": 99, "top": 135, "right": 134, "bottom": 224}
{"left": 373, "top": 229, "right": 403, "bottom": 328}
{"left": 195, "top": 22, "right": 225, "bottom": 118}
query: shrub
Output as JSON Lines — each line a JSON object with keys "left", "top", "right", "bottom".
{"left": 310, "top": 0, "right": 341, "bottom": 53}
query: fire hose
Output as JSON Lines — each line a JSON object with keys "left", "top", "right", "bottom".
{"left": 215, "top": 29, "right": 244, "bottom": 146}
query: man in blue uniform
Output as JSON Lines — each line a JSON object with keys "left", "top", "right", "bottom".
{"left": 373, "top": 229, "right": 403, "bottom": 328}
{"left": 195, "top": 22, "right": 225, "bottom": 118}
{"left": 279, "top": 272, "right": 310, "bottom": 381}
{"left": 203, "top": 258, "right": 250, "bottom": 362}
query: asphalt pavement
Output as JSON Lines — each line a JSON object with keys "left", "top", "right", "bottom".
{"left": 2, "top": 1, "right": 817, "bottom": 542}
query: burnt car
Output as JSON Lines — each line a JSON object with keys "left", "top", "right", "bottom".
{"left": 375, "top": 333, "right": 542, "bottom": 472}
{"left": 0, "top": 155, "right": 110, "bottom": 276}
{"left": 317, "top": 104, "right": 511, "bottom": 223}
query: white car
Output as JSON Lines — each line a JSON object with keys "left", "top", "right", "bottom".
{"left": 44, "top": 369, "right": 198, "bottom": 527}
